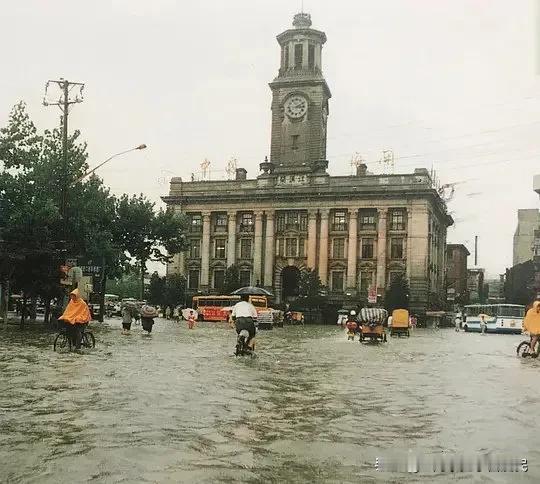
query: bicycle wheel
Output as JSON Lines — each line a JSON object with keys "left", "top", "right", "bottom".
{"left": 82, "top": 331, "right": 95, "bottom": 348}
{"left": 517, "top": 340, "right": 531, "bottom": 357}
{"left": 54, "top": 332, "right": 72, "bottom": 352}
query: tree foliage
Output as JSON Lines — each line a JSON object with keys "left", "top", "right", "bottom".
{"left": 147, "top": 272, "right": 186, "bottom": 308}
{"left": 384, "top": 275, "right": 410, "bottom": 313}
{"left": 297, "top": 269, "right": 326, "bottom": 308}
{"left": 0, "top": 102, "right": 189, "bottom": 318}
{"left": 223, "top": 263, "right": 241, "bottom": 294}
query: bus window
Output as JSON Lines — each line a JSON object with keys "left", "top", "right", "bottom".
{"left": 498, "top": 306, "right": 525, "bottom": 317}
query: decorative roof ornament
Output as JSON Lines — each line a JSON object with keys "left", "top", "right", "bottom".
{"left": 293, "top": 12, "right": 312, "bottom": 28}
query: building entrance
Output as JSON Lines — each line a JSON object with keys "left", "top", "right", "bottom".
{"left": 281, "top": 266, "right": 301, "bottom": 302}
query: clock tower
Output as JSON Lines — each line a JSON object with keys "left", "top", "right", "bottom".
{"left": 267, "top": 13, "right": 331, "bottom": 176}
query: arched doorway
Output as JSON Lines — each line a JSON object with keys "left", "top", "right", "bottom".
{"left": 281, "top": 266, "right": 301, "bottom": 302}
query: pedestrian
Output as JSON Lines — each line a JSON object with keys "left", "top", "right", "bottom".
{"left": 173, "top": 306, "right": 180, "bottom": 322}
{"left": 140, "top": 304, "right": 158, "bottom": 334}
{"left": 480, "top": 315, "right": 487, "bottom": 335}
{"left": 121, "top": 304, "right": 133, "bottom": 335}
{"left": 57, "top": 288, "right": 91, "bottom": 349}
{"left": 454, "top": 313, "right": 461, "bottom": 332}
{"left": 187, "top": 310, "right": 196, "bottom": 329}
{"left": 165, "top": 306, "right": 171, "bottom": 320}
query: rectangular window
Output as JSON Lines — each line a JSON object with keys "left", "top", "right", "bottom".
{"left": 332, "top": 238, "right": 345, "bottom": 258}
{"left": 294, "top": 43, "right": 303, "bottom": 67}
{"left": 390, "top": 210, "right": 406, "bottom": 231}
{"left": 190, "top": 239, "right": 201, "bottom": 259}
{"left": 276, "top": 213, "right": 286, "bottom": 232}
{"left": 360, "top": 272, "right": 372, "bottom": 296}
{"left": 240, "top": 238, "right": 252, "bottom": 259}
{"left": 214, "top": 239, "right": 226, "bottom": 259}
{"left": 308, "top": 44, "right": 315, "bottom": 68}
{"left": 278, "top": 238, "right": 285, "bottom": 256}
{"left": 188, "top": 270, "right": 199, "bottom": 290}
{"left": 285, "top": 238, "right": 297, "bottom": 257}
{"left": 287, "top": 211, "right": 299, "bottom": 228}
{"left": 239, "top": 270, "right": 251, "bottom": 287}
{"left": 359, "top": 209, "right": 377, "bottom": 230}
{"left": 361, "top": 238, "right": 374, "bottom": 259}
{"left": 390, "top": 238, "right": 404, "bottom": 259}
{"left": 190, "top": 214, "right": 202, "bottom": 233}
{"left": 240, "top": 212, "right": 253, "bottom": 231}
{"left": 215, "top": 213, "right": 227, "bottom": 232}
{"left": 331, "top": 271, "right": 344, "bottom": 293}
{"left": 298, "top": 238, "right": 305, "bottom": 257}
{"left": 291, "top": 135, "right": 299, "bottom": 150}
{"left": 299, "top": 212, "right": 308, "bottom": 231}
{"left": 213, "top": 270, "right": 225, "bottom": 290}
{"left": 333, "top": 210, "right": 347, "bottom": 231}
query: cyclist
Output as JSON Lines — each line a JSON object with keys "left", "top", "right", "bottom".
{"left": 345, "top": 310, "right": 359, "bottom": 335}
{"left": 231, "top": 294, "right": 258, "bottom": 351}
{"left": 58, "top": 288, "right": 91, "bottom": 349}
{"left": 523, "top": 300, "right": 540, "bottom": 357}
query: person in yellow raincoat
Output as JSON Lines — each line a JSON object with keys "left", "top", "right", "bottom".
{"left": 523, "top": 300, "right": 540, "bottom": 356}
{"left": 58, "top": 288, "right": 91, "bottom": 349}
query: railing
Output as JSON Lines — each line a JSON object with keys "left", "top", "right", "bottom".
{"left": 331, "top": 223, "right": 348, "bottom": 232}
{"left": 190, "top": 225, "right": 202, "bottom": 233}
{"left": 239, "top": 224, "right": 254, "bottom": 233}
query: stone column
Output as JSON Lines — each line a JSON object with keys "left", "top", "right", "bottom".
{"left": 406, "top": 209, "right": 413, "bottom": 278}
{"left": 318, "top": 209, "right": 329, "bottom": 285}
{"left": 264, "top": 211, "right": 275, "bottom": 287}
{"left": 346, "top": 208, "right": 359, "bottom": 290}
{"left": 253, "top": 211, "right": 263, "bottom": 285}
{"left": 177, "top": 251, "right": 185, "bottom": 276}
{"left": 201, "top": 211, "right": 211, "bottom": 288}
{"left": 376, "top": 208, "right": 387, "bottom": 290}
{"left": 227, "top": 211, "right": 236, "bottom": 267}
{"left": 307, "top": 210, "right": 318, "bottom": 269}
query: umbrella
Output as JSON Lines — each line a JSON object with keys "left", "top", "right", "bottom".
{"left": 231, "top": 286, "right": 273, "bottom": 297}
{"left": 140, "top": 305, "right": 158, "bottom": 318}
{"left": 182, "top": 308, "right": 198, "bottom": 320}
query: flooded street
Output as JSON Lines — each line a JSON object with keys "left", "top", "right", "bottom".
{"left": 1, "top": 320, "right": 539, "bottom": 483}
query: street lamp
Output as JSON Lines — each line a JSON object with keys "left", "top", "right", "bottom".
{"left": 73, "top": 144, "right": 147, "bottom": 185}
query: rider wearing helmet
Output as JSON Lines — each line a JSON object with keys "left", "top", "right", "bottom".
{"left": 345, "top": 310, "right": 359, "bottom": 333}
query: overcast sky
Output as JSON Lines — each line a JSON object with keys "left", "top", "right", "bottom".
{"left": 2, "top": 0, "right": 540, "bottom": 277}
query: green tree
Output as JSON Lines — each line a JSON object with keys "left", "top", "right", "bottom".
{"left": 298, "top": 268, "right": 326, "bottom": 308}
{"left": 148, "top": 272, "right": 166, "bottom": 306}
{"left": 106, "top": 272, "right": 141, "bottom": 299}
{"left": 113, "top": 194, "right": 189, "bottom": 299}
{"left": 223, "top": 263, "right": 241, "bottom": 294}
{"left": 164, "top": 273, "right": 186, "bottom": 308}
{"left": 384, "top": 275, "right": 410, "bottom": 313}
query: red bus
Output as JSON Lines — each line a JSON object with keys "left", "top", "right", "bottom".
{"left": 192, "top": 295, "right": 268, "bottom": 321}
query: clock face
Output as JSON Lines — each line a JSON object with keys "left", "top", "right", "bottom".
{"left": 285, "top": 95, "right": 308, "bottom": 119}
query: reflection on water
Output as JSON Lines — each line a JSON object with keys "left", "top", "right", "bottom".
{"left": 1, "top": 320, "right": 539, "bottom": 483}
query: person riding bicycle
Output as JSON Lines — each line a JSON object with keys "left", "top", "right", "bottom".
{"left": 345, "top": 310, "right": 359, "bottom": 334}
{"left": 231, "top": 294, "right": 258, "bottom": 350}
{"left": 523, "top": 300, "right": 540, "bottom": 356}
{"left": 57, "top": 288, "right": 91, "bottom": 349}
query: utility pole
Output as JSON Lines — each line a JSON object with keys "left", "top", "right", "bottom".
{"left": 43, "top": 78, "right": 85, "bottom": 229}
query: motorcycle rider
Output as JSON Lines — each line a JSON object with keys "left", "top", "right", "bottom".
{"left": 231, "top": 294, "right": 258, "bottom": 351}
{"left": 345, "top": 310, "right": 359, "bottom": 335}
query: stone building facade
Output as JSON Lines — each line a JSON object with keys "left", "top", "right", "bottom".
{"left": 162, "top": 13, "right": 453, "bottom": 313}
{"left": 513, "top": 208, "right": 540, "bottom": 266}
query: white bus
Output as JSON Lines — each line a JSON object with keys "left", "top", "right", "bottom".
{"left": 463, "top": 304, "right": 525, "bottom": 334}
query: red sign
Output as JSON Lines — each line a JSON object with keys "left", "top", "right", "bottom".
{"left": 202, "top": 306, "right": 229, "bottom": 321}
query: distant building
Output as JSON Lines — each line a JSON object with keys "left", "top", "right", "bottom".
{"left": 467, "top": 267, "right": 485, "bottom": 304}
{"left": 485, "top": 275, "right": 505, "bottom": 303}
{"left": 513, "top": 209, "right": 540, "bottom": 265}
{"left": 445, "top": 244, "right": 470, "bottom": 304}
{"left": 163, "top": 12, "right": 453, "bottom": 314}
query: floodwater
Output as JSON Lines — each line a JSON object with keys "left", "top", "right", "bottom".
{"left": 1, "top": 320, "right": 539, "bottom": 483}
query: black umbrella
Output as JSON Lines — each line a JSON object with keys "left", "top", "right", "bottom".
{"left": 231, "top": 286, "right": 273, "bottom": 297}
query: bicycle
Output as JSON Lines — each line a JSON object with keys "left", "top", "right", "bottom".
{"left": 53, "top": 325, "right": 95, "bottom": 352}
{"left": 516, "top": 336, "right": 539, "bottom": 358}
{"left": 235, "top": 329, "right": 253, "bottom": 357}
